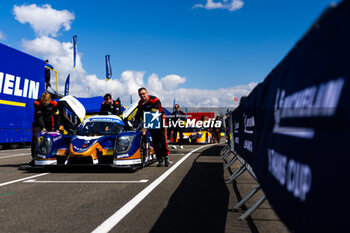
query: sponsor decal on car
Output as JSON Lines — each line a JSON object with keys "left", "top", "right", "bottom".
{"left": 116, "top": 153, "right": 129, "bottom": 159}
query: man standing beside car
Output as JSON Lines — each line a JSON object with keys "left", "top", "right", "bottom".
{"left": 100, "top": 93, "right": 122, "bottom": 116}
{"left": 134, "top": 87, "right": 170, "bottom": 167}
{"left": 44, "top": 60, "right": 54, "bottom": 91}
{"left": 31, "top": 92, "right": 60, "bottom": 165}
{"left": 171, "top": 104, "right": 185, "bottom": 149}
{"left": 214, "top": 115, "right": 222, "bottom": 143}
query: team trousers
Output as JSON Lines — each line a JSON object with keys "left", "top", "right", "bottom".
{"left": 149, "top": 128, "right": 169, "bottom": 161}
{"left": 173, "top": 127, "right": 184, "bottom": 145}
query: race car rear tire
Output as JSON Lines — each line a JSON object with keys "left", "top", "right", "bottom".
{"left": 129, "top": 165, "right": 138, "bottom": 172}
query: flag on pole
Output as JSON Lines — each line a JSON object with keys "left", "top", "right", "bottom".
{"left": 73, "top": 35, "right": 77, "bottom": 70}
{"left": 105, "top": 55, "right": 112, "bottom": 81}
{"left": 64, "top": 74, "right": 70, "bottom": 96}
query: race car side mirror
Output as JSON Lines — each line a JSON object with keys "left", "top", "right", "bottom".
{"left": 123, "top": 119, "right": 133, "bottom": 130}
{"left": 127, "top": 121, "right": 133, "bottom": 128}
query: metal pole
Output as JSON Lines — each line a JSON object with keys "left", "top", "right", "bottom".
{"left": 54, "top": 69, "right": 59, "bottom": 93}
{"left": 234, "top": 184, "right": 261, "bottom": 209}
{"left": 238, "top": 195, "right": 266, "bottom": 221}
{"left": 220, "top": 145, "right": 229, "bottom": 157}
{"left": 222, "top": 149, "right": 232, "bottom": 160}
{"left": 226, "top": 164, "right": 246, "bottom": 183}
{"left": 224, "top": 156, "right": 237, "bottom": 169}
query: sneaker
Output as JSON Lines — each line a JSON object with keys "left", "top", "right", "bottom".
{"left": 179, "top": 145, "right": 183, "bottom": 149}
{"left": 164, "top": 158, "right": 170, "bottom": 167}
{"left": 157, "top": 160, "right": 163, "bottom": 167}
{"left": 171, "top": 145, "right": 177, "bottom": 149}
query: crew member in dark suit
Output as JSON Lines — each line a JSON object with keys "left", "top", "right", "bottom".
{"left": 100, "top": 93, "right": 121, "bottom": 116}
{"left": 45, "top": 60, "right": 54, "bottom": 91}
{"left": 171, "top": 104, "right": 186, "bottom": 149}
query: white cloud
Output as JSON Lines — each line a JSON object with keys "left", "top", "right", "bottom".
{"left": 161, "top": 75, "right": 186, "bottom": 91}
{"left": 146, "top": 82, "right": 256, "bottom": 107}
{"left": 15, "top": 3, "right": 254, "bottom": 107}
{"left": 147, "top": 73, "right": 186, "bottom": 93}
{"left": 22, "top": 36, "right": 68, "bottom": 57}
{"left": 0, "top": 31, "right": 5, "bottom": 40}
{"left": 13, "top": 4, "right": 74, "bottom": 37}
{"left": 120, "top": 70, "right": 145, "bottom": 96}
{"left": 228, "top": 0, "right": 244, "bottom": 11}
{"left": 194, "top": 0, "right": 224, "bottom": 10}
{"left": 193, "top": 0, "right": 244, "bottom": 12}
{"left": 21, "top": 35, "right": 255, "bottom": 107}
{"left": 147, "top": 73, "right": 163, "bottom": 93}
{"left": 21, "top": 36, "right": 83, "bottom": 86}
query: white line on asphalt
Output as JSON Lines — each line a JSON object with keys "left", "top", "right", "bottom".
{"left": 23, "top": 179, "right": 149, "bottom": 184}
{"left": 0, "top": 173, "right": 49, "bottom": 187}
{"left": 0, "top": 153, "right": 31, "bottom": 159}
{"left": 91, "top": 144, "right": 212, "bottom": 233}
{"left": 0, "top": 148, "right": 30, "bottom": 154}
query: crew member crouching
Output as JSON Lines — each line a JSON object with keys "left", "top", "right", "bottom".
{"left": 31, "top": 92, "right": 60, "bottom": 165}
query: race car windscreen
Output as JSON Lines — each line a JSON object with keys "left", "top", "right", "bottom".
{"left": 77, "top": 121, "right": 124, "bottom": 136}
{"left": 183, "top": 127, "right": 202, "bottom": 133}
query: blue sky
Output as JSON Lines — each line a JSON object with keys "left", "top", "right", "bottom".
{"left": 0, "top": 0, "right": 341, "bottom": 106}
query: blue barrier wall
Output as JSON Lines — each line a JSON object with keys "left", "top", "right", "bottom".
{"left": 230, "top": 1, "right": 350, "bottom": 232}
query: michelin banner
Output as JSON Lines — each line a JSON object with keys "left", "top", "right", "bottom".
{"left": 231, "top": 1, "right": 350, "bottom": 232}
{"left": 0, "top": 42, "right": 45, "bottom": 143}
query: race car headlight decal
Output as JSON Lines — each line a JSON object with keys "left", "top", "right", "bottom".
{"left": 116, "top": 135, "right": 135, "bottom": 153}
{"left": 37, "top": 137, "right": 53, "bottom": 155}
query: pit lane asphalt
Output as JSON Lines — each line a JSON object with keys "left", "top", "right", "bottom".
{"left": 0, "top": 144, "right": 223, "bottom": 233}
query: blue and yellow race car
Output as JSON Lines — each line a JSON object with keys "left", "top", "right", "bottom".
{"left": 170, "top": 127, "right": 213, "bottom": 144}
{"left": 34, "top": 96, "right": 156, "bottom": 170}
